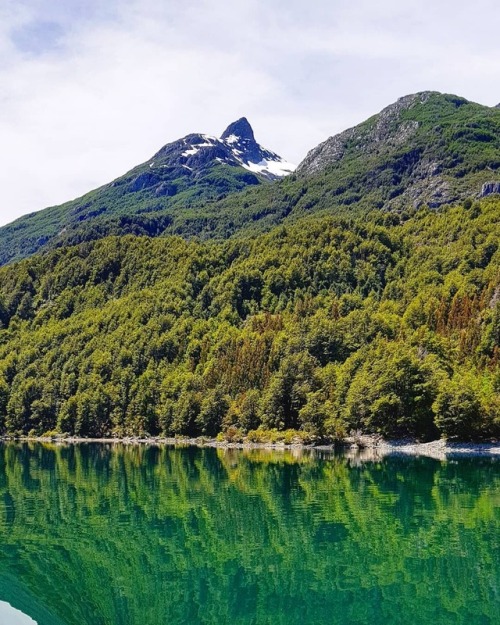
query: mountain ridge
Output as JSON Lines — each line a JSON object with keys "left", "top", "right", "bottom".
{"left": 296, "top": 91, "right": 500, "bottom": 210}
{"left": 1, "top": 90, "right": 500, "bottom": 265}
{"left": 0, "top": 117, "right": 294, "bottom": 265}
{"left": 297, "top": 92, "right": 435, "bottom": 176}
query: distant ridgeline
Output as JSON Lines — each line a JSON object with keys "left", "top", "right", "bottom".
{"left": 0, "top": 91, "right": 499, "bottom": 440}
{"left": 1, "top": 92, "right": 500, "bottom": 266}
{"left": 0, "top": 117, "right": 295, "bottom": 266}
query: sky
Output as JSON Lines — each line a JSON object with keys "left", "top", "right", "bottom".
{"left": 1, "top": 0, "right": 500, "bottom": 227}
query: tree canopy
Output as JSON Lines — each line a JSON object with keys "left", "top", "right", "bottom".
{"left": 0, "top": 198, "right": 499, "bottom": 440}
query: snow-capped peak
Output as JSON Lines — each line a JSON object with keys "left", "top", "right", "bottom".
{"left": 152, "top": 119, "right": 295, "bottom": 180}
{"left": 219, "top": 118, "right": 296, "bottom": 180}
{"left": 221, "top": 117, "right": 255, "bottom": 142}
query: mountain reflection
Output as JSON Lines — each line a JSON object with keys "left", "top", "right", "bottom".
{"left": 0, "top": 443, "right": 498, "bottom": 625}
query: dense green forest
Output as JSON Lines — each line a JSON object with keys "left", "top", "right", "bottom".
{"left": 0, "top": 196, "right": 499, "bottom": 440}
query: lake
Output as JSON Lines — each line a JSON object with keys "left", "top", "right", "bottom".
{"left": 0, "top": 443, "right": 498, "bottom": 625}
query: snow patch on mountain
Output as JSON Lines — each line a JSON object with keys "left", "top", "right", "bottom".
{"left": 240, "top": 157, "right": 296, "bottom": 178}
{"left": 182, "top": 147, "right": 199, "bottom": 157}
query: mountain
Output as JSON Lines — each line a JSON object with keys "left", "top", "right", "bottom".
{"left": 0, "top": 118, "right": 294, "bottom": 265}
{"left": 1, "top": 91, "right": 500, "bottom": 265}
{"left": 145, "top": 91, "right": 500, "bottom": 241}
{"left": 0, "top": 91, "right": 499, "bottom": 441}
{"left": 296, "top": 91, "right": 500, "bottom": 210}
{"left": 146, "top": 116, "right": 294, "bottom": 184}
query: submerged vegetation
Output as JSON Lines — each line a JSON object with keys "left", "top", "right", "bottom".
{"left": 0, "top": 196, "right": 499, "bottom": 440}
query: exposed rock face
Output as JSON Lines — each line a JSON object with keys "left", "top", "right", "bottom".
{"left": 221, "top": 117, "right": 255, "bottom": 142}
{"left": 296, "top": 91, "right": 500, "bottom": 212}
{"left": 480, "top": 182, "right": 500, "bottom": 197}
{"left": 218, "top": 118, "right": 289, "bottom": 174}
{"left": 490, "top": 285, "right": 500, "bottom": 308}
{"left": 127, "top": 172, "right": 161, "bottom": 192}
{"left": 297, "top": 92, "right": 432, "bottom": 177}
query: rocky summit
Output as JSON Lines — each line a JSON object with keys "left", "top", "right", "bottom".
{"left": 296, "top": 91, "right": 500, "bottom": 211}
{"left": 147, "top": 117, "right": 295, "bottom": 185}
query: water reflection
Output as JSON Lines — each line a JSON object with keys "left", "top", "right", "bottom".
{"left": 0, "top": 443, "right": 498, "bottom": 625}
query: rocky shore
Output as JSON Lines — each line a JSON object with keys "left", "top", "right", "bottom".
{"left": 1, "top": 434, "right": 499, "bottom": 459}
{"left": 374, "top": 438, "right": 500, "bottom": 459}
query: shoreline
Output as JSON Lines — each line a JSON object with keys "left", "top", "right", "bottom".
{"left": 1, "top": 435, "right": 499, "bottom": 459}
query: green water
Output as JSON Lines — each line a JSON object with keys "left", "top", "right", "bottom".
{"left": 0, "top": 444, "right": 498, "bottom": 625}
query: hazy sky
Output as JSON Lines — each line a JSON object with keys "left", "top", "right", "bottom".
{"left": 1, "top": 0, "right": 500, "bottom": 226}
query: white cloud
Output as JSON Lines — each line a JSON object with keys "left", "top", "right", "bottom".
{"left": 1, "top": 0, "right": 500, "bottom": 226}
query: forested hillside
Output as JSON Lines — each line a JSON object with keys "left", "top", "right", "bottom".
{"left": 0, "top": 197, "right": 499, "bottom": 440}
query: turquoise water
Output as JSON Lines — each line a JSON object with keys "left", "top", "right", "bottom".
{"left": 0, "top": 443, "right": 498, "bottom": 625}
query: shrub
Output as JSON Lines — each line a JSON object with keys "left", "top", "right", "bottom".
{"left": 433, "top": 375, "right": 483, "bottom": 440}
